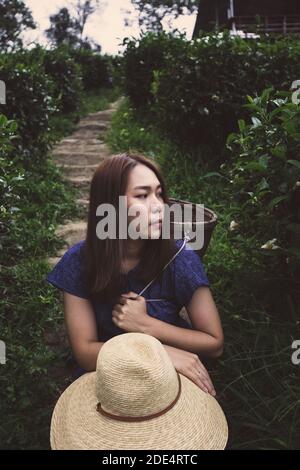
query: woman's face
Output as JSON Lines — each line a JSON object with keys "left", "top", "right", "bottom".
{"left": 125, "top": 164, "right": 165, "bottom": 239}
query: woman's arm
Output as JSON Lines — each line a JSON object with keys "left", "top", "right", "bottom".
{"left": 63, "top": 292, "right": 105, "bottom": 371}
{"left": 144, "top": 286, "right": 224, "bottom": 358}
{"left": 63, "top": 291, "right": 217, "bottom": 395}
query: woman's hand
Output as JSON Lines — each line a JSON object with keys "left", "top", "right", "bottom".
{"left": 163, "top": 344, "right": 216, "bottom": 396}
{"left": 112, "top": 292, "right": 216, "bottom": 396}
{"left": 112, "top": 291, "right": 152, "bottom": 333}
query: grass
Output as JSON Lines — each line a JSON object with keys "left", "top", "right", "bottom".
{"left": 105, "top": 97, "right": 300, "bottom": 450}
{"left": 49, "top": 85, "right": 122, "bottom": 142}
{"left": 0, "top": 87, "right": 121, "bottom": 450}
{"left": 79, "top": 86, "right": 122, "bottom": 115}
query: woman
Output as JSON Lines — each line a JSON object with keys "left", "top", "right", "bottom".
{"left": 46, "top": 151, "right": 224, "bottom": 396}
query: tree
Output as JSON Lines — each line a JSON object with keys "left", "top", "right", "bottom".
{"left": 129, "top": 0, "right": 199, "bottom": 34}
{"left": 79, "top": 37, "right": 102, "bottom": 52}
{"left": 71, "top": 0, "right": 101, "bottom": 48}
{"left": 45, "top": 7, "right": 79, "bottom": 48}
{"left": 0, "top": 0, "right": 36, "bottom": 51}
{"left": 45, "top": 1, "right": 103, "bottom": 50}
{"left": 129, "top": 0, "right": 228, "bottom": 38}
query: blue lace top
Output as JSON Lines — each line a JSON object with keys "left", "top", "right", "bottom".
{"left": 45, "top": 238, "right": 210, "bottom": 377}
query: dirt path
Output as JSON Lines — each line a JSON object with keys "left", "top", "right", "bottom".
{"left": 45, "top": 97, "right": 123, "bottom": 381}
{"left": 48, "top": 97, "right": 123, "bottom": 267}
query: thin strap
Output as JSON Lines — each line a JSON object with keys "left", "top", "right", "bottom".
{"left": 96, "top": 373, "right": 181, "bottom": 422}
{"left": 137, "top": 233, "right": 191, "bottom": 297}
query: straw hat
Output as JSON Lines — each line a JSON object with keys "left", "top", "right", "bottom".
{"left": 50, "top": 333, "right": 228, "bottom": 450}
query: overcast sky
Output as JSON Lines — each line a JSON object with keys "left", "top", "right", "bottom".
{"left": 22, "top": 0, "right": 197, "bottom": 55}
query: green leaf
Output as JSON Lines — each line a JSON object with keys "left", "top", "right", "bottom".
{"left": 283, "top": 121, "right": 297, "bottom": 135}
{"left": 258, "top": 155, "right": 270, "bottom": 168}
{"left": 256, "top": 177, "right": 269, "bottom": 192}
{"left": 238, "top": 119, "right": 246, "bottom": 132}
{"left": 261, "top": 87, "right": 273, "bottom": 102}
{"left": 10, "top": 121, "right": 18, "bottom": 132}
{"left": 0, "top": 114, "right": 8, "bottom": 127}
{"left": 201, "top": 171, "right": 222, "bottom": 178}
{"left": 251, "top": 117, "right": 262, "bottom": 128}
{"left": 269, "top": 107, "right": 283, "bottom": 119}
{"left": 226, "top": 132, "right": 237, "bottom": 146}
{"left": 244, "top": 162, "right": 266, "bottom": 172}
{"left": 267, "top": 194, "right": 288, "bottom": 209}
{"left": 271, "top": 145, "right": 286, "bottom": 160}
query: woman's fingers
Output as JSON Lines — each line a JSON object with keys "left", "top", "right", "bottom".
{"left": 196, "top": 370, "right": 216, "bottom": 396}
{"left": 193, "top": 357, "right": 216, "bottom": 395}
{"left": 163, "top": 347, "right": 217, "bottom": 397}
{"left": 185, "top": 356, "right": 216, "bottom": 396}
{"left": 112, "top": 303, "right": 123, "bottom": 312}
{"left": 121, "top": 291, "right": 139, "bottom": 300}
{"left": 196, "top": 365, "right": 215, "bottom": 394}
{"left": 189, "top": 371, "right": 210, "bottom": 394}
{"left": 189, "top": 369, "right": 215, "bottom": 396}
{"left": 112, "top": 307, "right": 124, "bottom": 321}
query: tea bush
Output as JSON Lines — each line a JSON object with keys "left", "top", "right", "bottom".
{"left": 0, "top": 49, "right": 57, "bottom": 166}
{"left": 43, "top": 45, "right": 83, "bottom": 115}
{"left": 120, "top": 32, "right": 300, "bottom": 164}
{"left": 69, "top": 48, "right": 113, "bottom": 91}
{"left": 223, "top": 87, "right": 300, "bottom": 319}
{"left": 0, "top": 45, "right": 116, "bottom": 166}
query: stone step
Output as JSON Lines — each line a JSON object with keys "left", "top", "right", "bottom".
{"left": 60, "top": 137, "right": 104, "bottom": 145}
{"left": 109, "top": 96, "right": 125, "bottom": 109}
{"left": 71, "top": 130, "right": 107, "bottom": 140}
{"left": 47, "top": 221, "right": 87, "bottom": 267}
{"left": 80, "top": 109, "right": 114, "bottom": 122}
{"left": 76, "top": 186, "right": 90, "bottom": 199}
{"left": 75, "top": 121, "right": 109, "bottom": 131}
{"left": 57, "top": 163, "right": 98, "bottom": 178}
{"left": 76, "top": 198, "right": 89, "bottom": 210}
{"left": 52, "top": 152, "right": 108, "bottom": 166}
{"left": 63, "top": 176, "right": 91, "bottom": 191}
{"left": 53, "top": 144, "right": 105, "bottom": 154}
{"left": 56, "top": 220, "right": 87, "bottom": 246}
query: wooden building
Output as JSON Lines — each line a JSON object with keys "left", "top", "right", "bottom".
{"left": 196, "top": 0, "right": 300, "bottom": 35}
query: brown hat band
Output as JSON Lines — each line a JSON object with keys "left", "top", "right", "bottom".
{"left": 96, "top": 372, "right": 182, "bottom": 422}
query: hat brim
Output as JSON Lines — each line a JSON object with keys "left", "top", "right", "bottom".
{"left": 50, "top": 372, "right": 228, "bottom": 450}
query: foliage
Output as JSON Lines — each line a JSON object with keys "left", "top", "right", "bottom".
{"left": 223, "top": 88, "right": 300, "bottom": 319}
{"left": 0, "top": 48, "right": 57, "bottom": 167}
{"left": 120, "top": 31, "right": 300, "bottom": 165}
{"left": 0, "top": 0, "right": 36, "bottom": 51}
{"left": 68, "top": 49, "right": 113, "bottom": 90}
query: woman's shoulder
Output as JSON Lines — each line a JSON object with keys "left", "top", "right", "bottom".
{"left": 171, "top": 238, "right": 210, "bottom": 308}
{"left": 60, "top": 239, "right": 86, "bottom": 265}
{"left": 173, "top": 238, "right": 205, "bottom": 266}
{"left": 66, "top": 239, "right": 85, "bottom": 256}
{"left": 46, "top": 239, "right": 89, "bottom": 299}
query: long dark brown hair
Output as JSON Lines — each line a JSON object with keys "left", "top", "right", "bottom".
{"left": 83, "top": 151, "right": 178, "bottom": 304}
